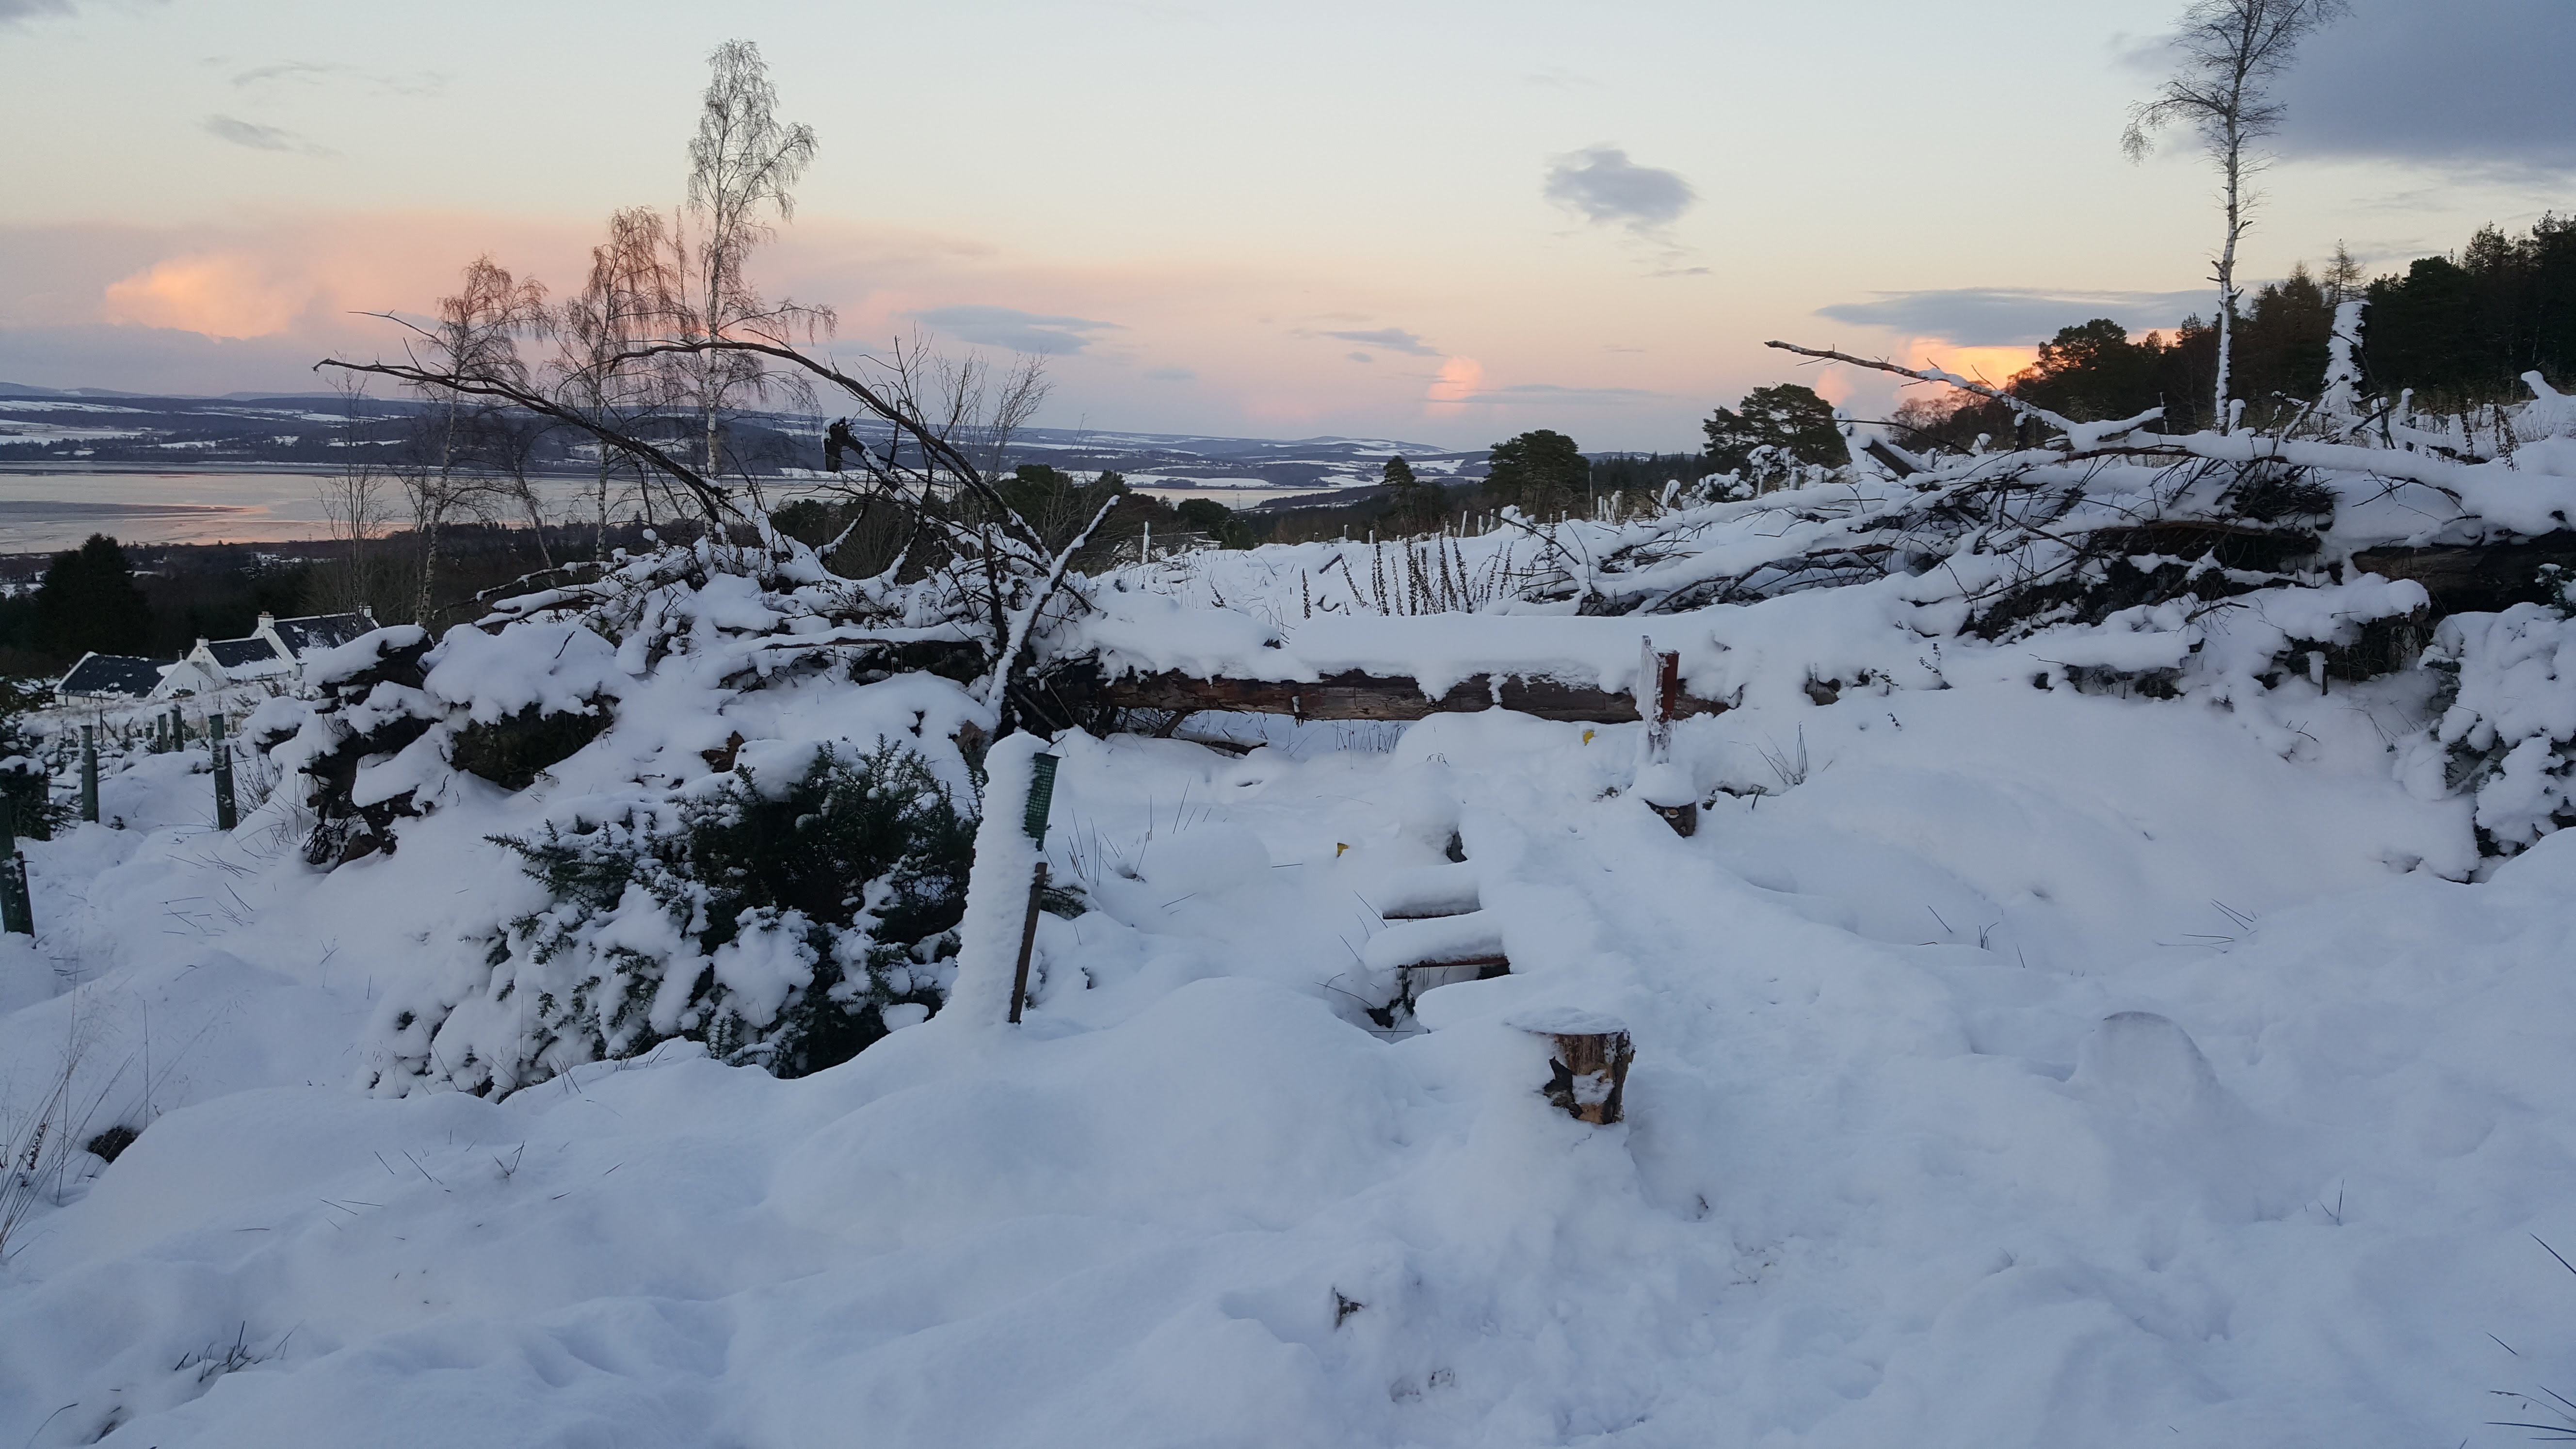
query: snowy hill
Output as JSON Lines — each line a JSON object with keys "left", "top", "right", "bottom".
{"left": 0, "top": 388, "right": 1482, "bottom": 502}
{"left": 7, "top": 379, "right": 2576, "bottom": 1445}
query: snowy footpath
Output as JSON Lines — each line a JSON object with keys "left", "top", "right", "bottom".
{"left": 4, "top": 671, "right": 2574, "bottom": 1447}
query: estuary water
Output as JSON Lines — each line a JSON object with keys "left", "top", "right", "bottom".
{"left": 0, "top": 466, "right": 1330, "bottom": 556}
{"left": 0, "top": 467, "right": 351, "bottom": 553}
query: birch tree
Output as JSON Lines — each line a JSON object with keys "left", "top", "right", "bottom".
{"left": 313, "top": 377, "right": 395, "bottom": 618}
{"left": 554, "top": 206, "right": 683, "bottom": 550}
{"left": 400, "top": 257, "right": 547, "bottom": 621}
{"left": 679, "top": 40, "right": 821, "bottom": 483}
{"left": 2123, "top": 0, "right": 2345, "bottom": 434}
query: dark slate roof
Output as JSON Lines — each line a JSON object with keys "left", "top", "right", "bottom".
{"left": 206, "top": 636, "right": 286, "bottom": 668}
{"left": 269, "top": 612, "right": 374, "bottom": 658}
{"left": 59, "top": 653, "right": 169, "bottom": 698}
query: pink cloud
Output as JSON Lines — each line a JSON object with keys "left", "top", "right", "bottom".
{"left": 103, "top": 253, "right": 317, "bottom": 338}
{"left": 1425, "top": 356, "right": 1484, "bottom": 406}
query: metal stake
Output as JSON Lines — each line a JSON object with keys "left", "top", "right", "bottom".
{"left": 0, "top": 799, "right": 29, "bottom": 936}
{"left": 80, "top": 724, "right": 98, "bottom": 823}
{"left": 1008, "top": 752, "right": 1062, "bottom": 1024}
{"left": 211, "top": 714, "right": 237, "bottom": 831}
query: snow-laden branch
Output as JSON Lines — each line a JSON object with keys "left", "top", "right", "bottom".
{"left": 602, "top": 336, "right": 1054, "bottom": 562}
{"left": 982, "top": 493, "right": 1122, "bottom": 708}
{"left": 1764, "top": 340, "right": 2165, "bottom": 451}
{"left": 314, "top": 355, "right": 745, "bottom": 525}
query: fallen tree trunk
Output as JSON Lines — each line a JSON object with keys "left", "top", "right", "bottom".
{"left": 666, "top": 635, "right": 1726, "bottom": 726}
{"left": 2352, "top": 531, "right": 2576, "bottom": 617}
{"left": 1089, "top": 667, "right": 1727, "bottom": 723}
{"left": 2088, "top": 522, "right": 2321, "bottom": 569}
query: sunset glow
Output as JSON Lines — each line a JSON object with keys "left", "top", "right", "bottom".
{"left": 1426, "top": 356, "right": 1487, "bottom": 406}
{"left": 5, "top": 7, "right": 2576, "bottom": 1444}
{"left": 1904, "top": 342, "right": 2044, "bottom": 391}
{"left": 3, "top": 0, "right": 2563, "bottom": 447}
{"left": 101, "top": 253, "right": 314, "bottom": 340}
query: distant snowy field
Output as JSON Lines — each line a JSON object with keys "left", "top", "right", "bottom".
{"left": 6, "top": 608, "right": 2574, "bottom": 1446}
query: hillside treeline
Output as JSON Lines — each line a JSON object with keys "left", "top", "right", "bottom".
{"left": 1901, "top": 216, "right": 2576, "bottom": 448}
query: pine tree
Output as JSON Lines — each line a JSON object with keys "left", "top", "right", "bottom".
{"left": 31, "top": 533, "right": 153, "bottom": 664}
{"left": 1701, "top": 385, "right": 1849, "bottom": 486}
{"left": 1483, "top": 432, "right": 1586, "bottom": 517}
{"left": 1380, "top": 455, "right": 1440, "bottom": 532}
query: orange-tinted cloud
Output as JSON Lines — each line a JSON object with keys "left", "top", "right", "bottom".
{"left": 1902, "top": 340, "right": 2038, "bottom": 389}
{"left": 16, "top": 209, "right": 1739, "bottom": 445}
{"left": 1805, "top": 367, "right": 1856, "bottom": 407}
{"left": 103, "top": 253, "right": 317, "bottom": 338}
{"left": 1426, "top": 356, "right": 1483, "bottom": 405}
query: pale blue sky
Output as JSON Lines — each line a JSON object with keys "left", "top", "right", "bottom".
{"left": 2, "top": 0, "right": 2567, "bottom": 447}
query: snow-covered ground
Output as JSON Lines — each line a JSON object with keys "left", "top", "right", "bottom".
{"left": 12, "top": 372, "right": 2576, "bottom": 1445}
{"left": 5, "top": 610, "right": 2574, "bottom": 1445}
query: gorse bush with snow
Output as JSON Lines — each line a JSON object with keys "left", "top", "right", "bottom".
{"left": 0, "top": 682, "right": 71, "bottom": 842}
{"left": 2405, "top": 568, "right": 2576, "bottom": 853}
{"left": 368, "top": 742, "right": 974, "bottom": 1098}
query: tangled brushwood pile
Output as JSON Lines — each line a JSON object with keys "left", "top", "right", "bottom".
{"left": 1507, "top": 341, "right": 2576, "bottom": 854}
{"left": 228, "top": 313, "right": 2576, "bottom": 1101}
{"left": 1041, "top": 334, "right": 2576, "bottom": 853}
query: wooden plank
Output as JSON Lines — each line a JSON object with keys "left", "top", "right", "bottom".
{"left": 1400, "top": 953, "right": 1511, "bottom": 972}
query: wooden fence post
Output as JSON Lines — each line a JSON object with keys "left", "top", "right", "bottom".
{"left": 0, "top": 800, "right": 31, "bottom": 937}
{"left": 80, "top": 724, "right": 99, "bottom": 824}
{"left": 1008, "top": 752, "right": 1061, "bottom": 1025}
{"left": 210, "top": 714, "right": 237, "bottom": 832}
{"left": 1638, "top": 640, "right": 1697, "bottom": 837}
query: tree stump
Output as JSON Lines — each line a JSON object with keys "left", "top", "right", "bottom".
{"left": 1508, "top": 1009, "right": 1633, "bottom": 1125}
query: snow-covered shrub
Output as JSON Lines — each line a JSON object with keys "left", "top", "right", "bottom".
{"left": 2402, "top": 571, "right": 2576, "bottom": 854}
{"left": 369, "top": 740, "right": 975, "bottom": 1097}
{"left": 263, "top": 628, "right": 440, "bottom": 866}
{"left": 0, "top": 690, "right": 66, "bottom": 840}
{"left": 422, "top": 620, "right": 623, "bottom": 792}
{"left": 260, "top": 620, "right": 630, "bottom": 864}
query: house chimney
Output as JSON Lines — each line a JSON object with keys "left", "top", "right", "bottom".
{"left": 257, "top": 612, "right": 274, "bottom": 629}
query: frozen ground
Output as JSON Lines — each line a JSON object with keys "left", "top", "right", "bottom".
{"left": 4, "top": 640, "right": 2572, "bottom": 1446}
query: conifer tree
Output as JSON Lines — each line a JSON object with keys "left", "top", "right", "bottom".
{"left": 1380, "top": 454, "right": 1441, "bottom": 531}
{"left": 1702, "top": 385, "right": 1849, "bottom": 485}
{"left": 1483, "top": 431, "right": 1586, "bottom": 517}
{"left": 31, "top": 533, "right": 153, "bottom": 663}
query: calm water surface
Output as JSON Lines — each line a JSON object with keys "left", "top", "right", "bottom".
{"left": 0, "top": 467, "right": 1328, "bottom": 555}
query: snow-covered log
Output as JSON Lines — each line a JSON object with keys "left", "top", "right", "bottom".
{"left": 2351, "top": 531, "right": 2576, "bottom": 617}
{"left": 1083, "top": 666, "right": 1724, "bottom": 724}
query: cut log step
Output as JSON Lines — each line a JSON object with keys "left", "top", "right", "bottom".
{"left": 1361, "top": 862, "right": 1482, "bottom": 921}
{"left": 1363, "top": 912, "right": 1508, "bottom": 975}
